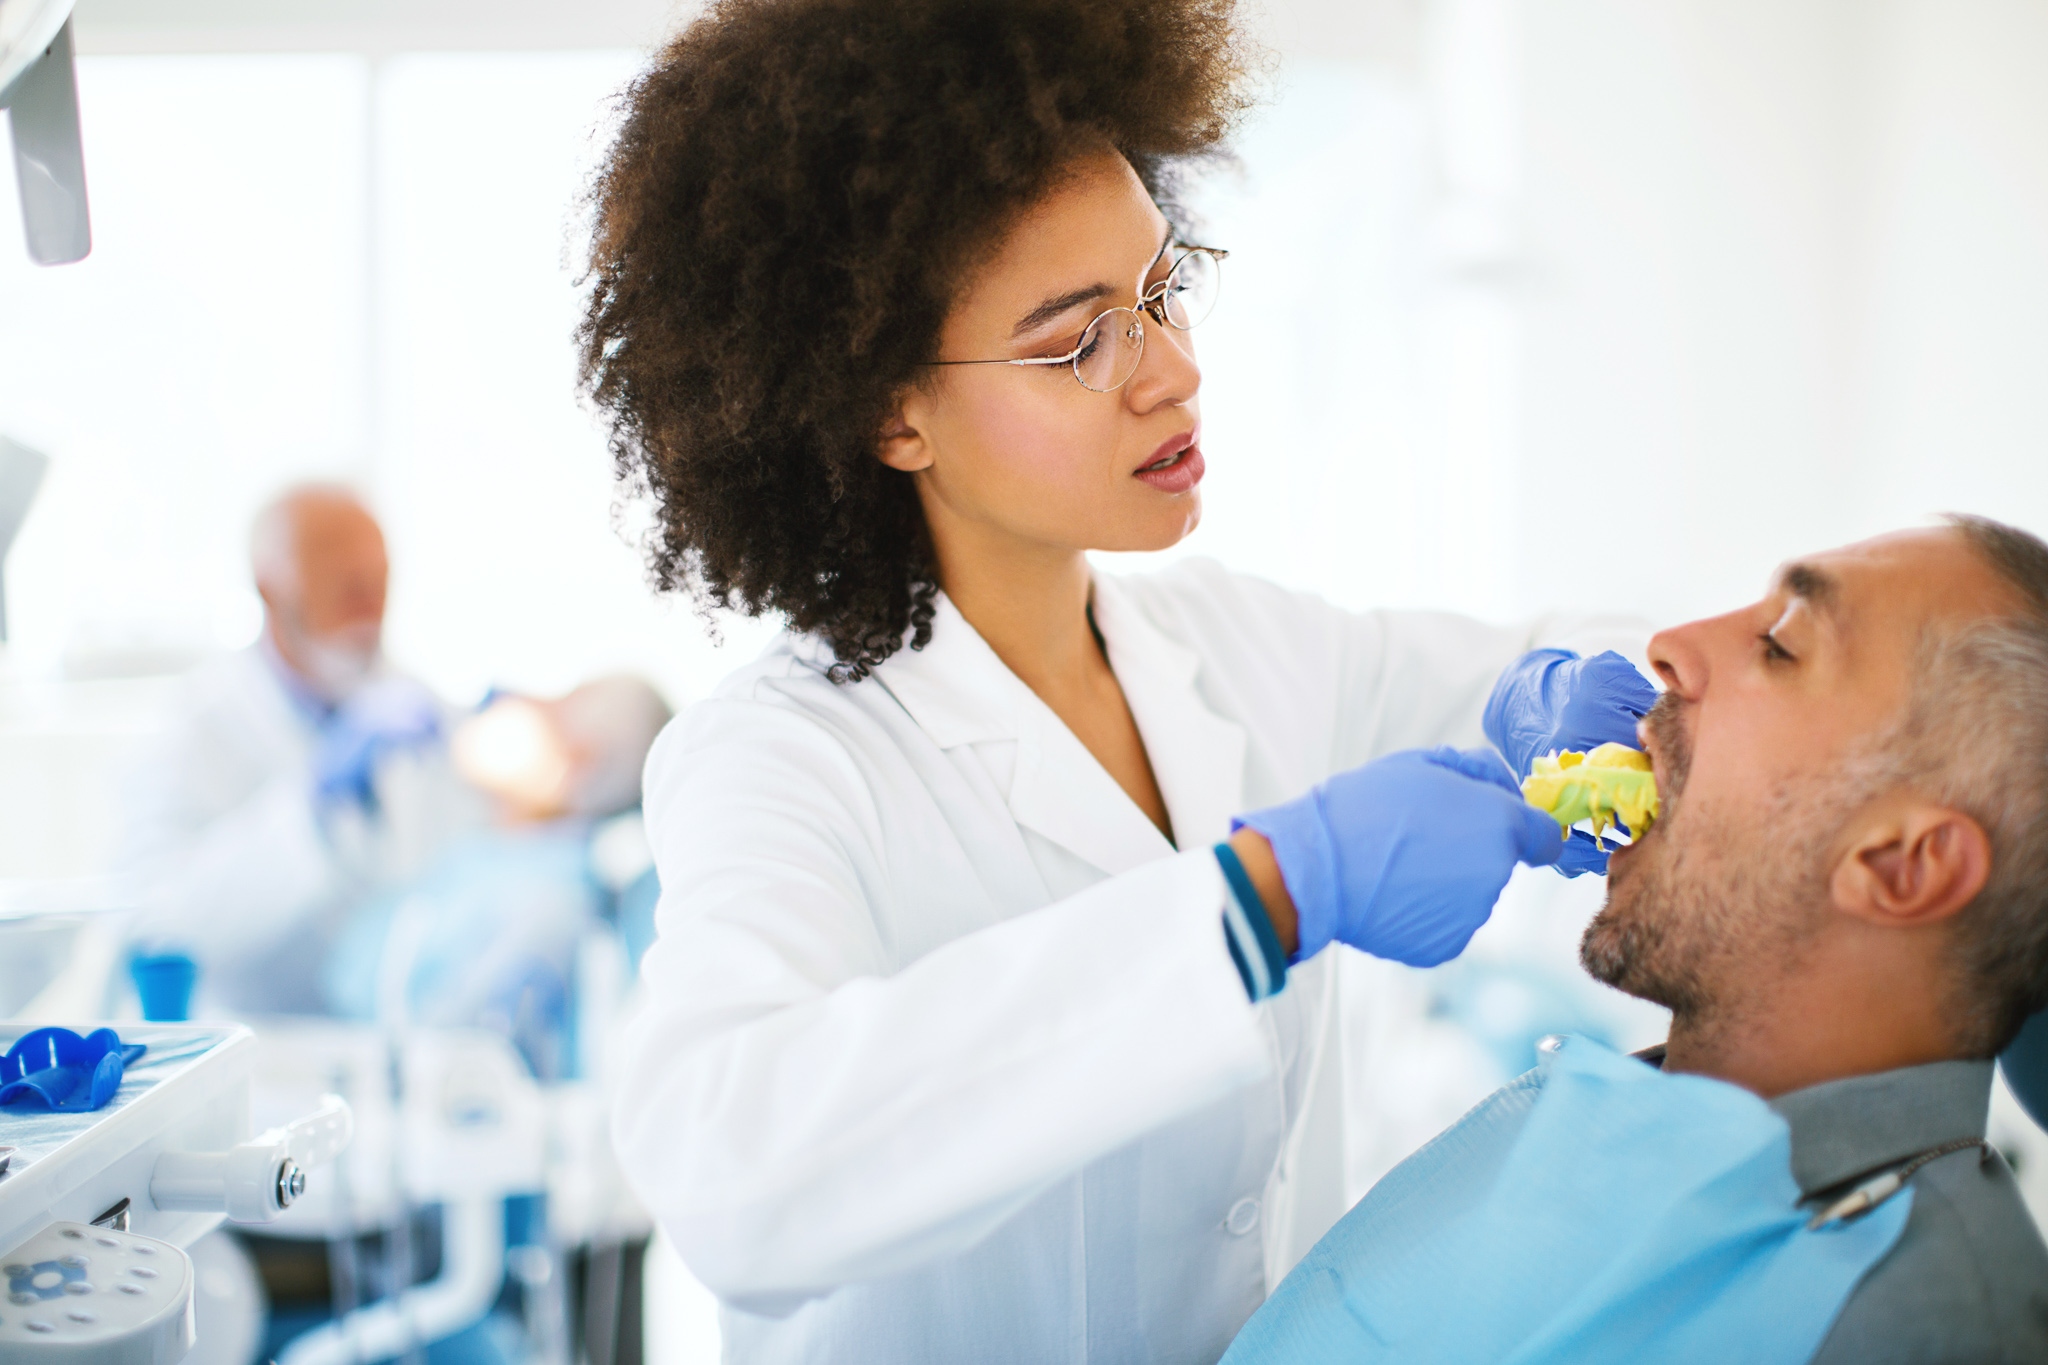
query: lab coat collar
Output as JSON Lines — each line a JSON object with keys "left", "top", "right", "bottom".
{"left": 871, "top": 575, "right": 1247, "bottom": 874}
{"left": 1089, "top": 573, "right": 1248, "bottom": 853}
{"left": 868, "top": 594, "right": 1027, "bottom": 750}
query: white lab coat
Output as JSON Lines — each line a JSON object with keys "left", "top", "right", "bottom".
{"left": 613, "top": 559, "right": 1639, "bottom": 1364}
{"left": 122, "top": 645, "right": 479, "bottom": 1014}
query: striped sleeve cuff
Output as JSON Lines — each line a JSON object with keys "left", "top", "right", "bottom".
{"left": 1214, "top": 842, "right": 1290, "bottom": 1003}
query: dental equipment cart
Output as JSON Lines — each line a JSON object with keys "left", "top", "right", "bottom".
{"left": 0, "top": 1024, "right": 350, "bottom": 1365}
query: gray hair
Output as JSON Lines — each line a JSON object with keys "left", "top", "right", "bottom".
{"left": 1906, "top": 515, "right": 2048, "bottom": 1053}
{"left": 556, "top": 675, "right": 675, "bottom": 817}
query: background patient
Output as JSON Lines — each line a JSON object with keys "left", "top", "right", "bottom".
{"left": 1229, "top": 514, "right": 2048, "bottom": 1364}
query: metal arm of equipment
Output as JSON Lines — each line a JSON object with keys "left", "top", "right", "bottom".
{"left": 149, "top": 1095, "right": 353, "bottom": 1223}
{"left": 1, "top": 1025, "right": 342, "bottom": 1363}
{"left": 0, "top": 0, "right": 91, "bottom": 264}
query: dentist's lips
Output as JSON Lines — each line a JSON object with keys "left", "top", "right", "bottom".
{"left": 1134, "top": 429, "right": 1203, "bottom": 493}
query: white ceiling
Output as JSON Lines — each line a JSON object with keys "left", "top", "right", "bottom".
{"left": 71, "top": 0, "right": 698, "bottom": 54}
{"left": 69, "top": 0, "right": 1419, "bottom": 66}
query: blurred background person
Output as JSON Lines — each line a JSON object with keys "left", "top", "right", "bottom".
{"left": 452, "top": 675, "right": 674, "bottom": 830}
{"left": 120, "top": 483, "right": 482, "bottom": 1016}
{"left": 323, "top": 675, "right": 672, "bottom": 1077}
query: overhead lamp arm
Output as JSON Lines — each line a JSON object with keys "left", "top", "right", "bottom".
{"left": 0, "top": 5, "right": 90, "bottom": 265}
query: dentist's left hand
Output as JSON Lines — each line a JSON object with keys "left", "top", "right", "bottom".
{"left": 1484, "top": 648, "right": 1658, "bottom": 876}
{"left": 1230, "top": 747, "right": 1564, "bottom": 968}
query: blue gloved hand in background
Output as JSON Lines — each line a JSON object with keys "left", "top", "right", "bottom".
{"left": 1483, "top": 648, "right": 1657, "bottom": 876}
{"left": 1235, "top": 747, "right": 1565, "bottom": 967}
{"left": 313, "top": 677, "right": 442, "bottom": 813}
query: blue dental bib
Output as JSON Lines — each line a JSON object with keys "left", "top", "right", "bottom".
{"left": 1224, "top": 1036, "right": 1908, "bottom": 1365}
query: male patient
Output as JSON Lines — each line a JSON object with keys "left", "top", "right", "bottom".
{"left": 1226, "top": 515, "right": 2048, "bottom": 1364}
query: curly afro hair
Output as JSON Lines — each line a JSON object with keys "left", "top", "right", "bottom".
{"left": 578, "top": 0, "right": 1256, "bottom": 680}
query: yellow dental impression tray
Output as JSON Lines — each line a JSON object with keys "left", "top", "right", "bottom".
{"left": 1522, "top": 742, "right": 1660, "bottom": 846}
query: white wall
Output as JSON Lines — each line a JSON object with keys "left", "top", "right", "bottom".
{"left": 1206, "top": 0, "right": 2048, "bottom": 626}
{"left": 0, "top": 55, "right": 370, "bottom": 667}
{"left": 1104, "top": 0, "right": 1531, "bottom": 622}
{"left": 0, "top": 47, "right": 780, "bottom": 890}
{"left": 0, "top": 50, "right": 780, "bottom": 713}
{"left": 1855, "top": 0, "right": 2048, "bottom": 537}
{"left": 1514, "top": 0, "right": 1862, "bottom": 620}
{"left": 1512, "top": 0, "right": 2048, "bottom": 623}
{"left": 367, "top": 52, "right": 782, "bottom": 703}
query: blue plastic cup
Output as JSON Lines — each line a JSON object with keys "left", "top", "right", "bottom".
{"left": 129, "top": 953, "right": 198, "bottom": 1022}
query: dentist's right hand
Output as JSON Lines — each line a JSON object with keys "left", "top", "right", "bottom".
{"left": 1231, "top": 747, "right": 1564, "bottom": 967}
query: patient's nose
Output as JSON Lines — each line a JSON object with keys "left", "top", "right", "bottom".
{"left": 1646, "top": 619, "right": 1711, "bottom": 702}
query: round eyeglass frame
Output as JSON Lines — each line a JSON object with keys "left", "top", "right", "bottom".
{"left": 925, "top": 246, "right": 1228, "bottom": 393}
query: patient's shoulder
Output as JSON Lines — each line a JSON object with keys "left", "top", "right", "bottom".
{"left": 1812, "top": 1149, "right": 2048, "bottom": 1364}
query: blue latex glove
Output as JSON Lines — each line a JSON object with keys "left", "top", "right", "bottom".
{"left": 313, "top": 678, "right": 442, "bottom": 812}
{"left": 1235, "top": 747, "right": 1565, "bottom": 967}
{"left": 1484, "top": 649, "right": 1657, "bottom": 876}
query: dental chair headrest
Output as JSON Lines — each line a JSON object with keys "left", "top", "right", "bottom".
{"left": 2000, "top": 1008, "right": 2048, "bottom": 1131}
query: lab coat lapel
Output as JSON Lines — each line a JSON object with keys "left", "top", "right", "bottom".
{"left": 1006, "top": 694, "right": 1178, "bottom": 877}
{"left": 1089, "top": 573, "right": 1249, "bottom": 851}
{"left": 874, "top": 592, "right": 1189, "bottom": 878}
{"left": 866, "top": 596, "right": 1025, "bottom": 750}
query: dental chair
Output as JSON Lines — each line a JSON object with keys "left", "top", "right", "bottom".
{"left": 2, "top": 856, "right": 653, "bottom": 1365}
{"left": 2001, "top": 1009, "right": 2048, "bottom": 1128}
{"left": 243, "top": 1012, "right": 644, "bottom": 1365}
{"left": 246, "top": 869, "right": 651, "bottom": 1365}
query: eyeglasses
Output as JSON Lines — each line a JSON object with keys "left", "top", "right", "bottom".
{"left": 927, "top": 246, "right": 1228, "bottom": 393}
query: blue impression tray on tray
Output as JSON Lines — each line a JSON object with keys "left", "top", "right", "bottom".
{"left": 0, "top": 1028, "right": 148, "bottom": 1112}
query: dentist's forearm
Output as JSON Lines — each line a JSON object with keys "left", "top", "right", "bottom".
{"left": 1227, "top": 828, "right": 1298, "bottom": 958}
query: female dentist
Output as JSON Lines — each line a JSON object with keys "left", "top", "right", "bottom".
{"left": 582, "top": 1, "right": 1651, "bottom": 1360}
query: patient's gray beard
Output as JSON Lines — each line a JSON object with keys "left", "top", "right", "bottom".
{"left": 1579, "top": 817, "right": 1756, "bottom": 1019}
{"left": 1580, "top": 699, "right": 1834, "bottom": 1026}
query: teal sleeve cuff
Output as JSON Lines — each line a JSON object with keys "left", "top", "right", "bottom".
{"left": 1215, "top": 842, "right": 1290, "bottom": 1003}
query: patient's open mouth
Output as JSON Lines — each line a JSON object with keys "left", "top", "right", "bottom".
{"left": 1604, "top": 750, "right": 1668, "bottom": 869}
{"left": 1521, "top": 743, "right": 1659, "bottom": 850}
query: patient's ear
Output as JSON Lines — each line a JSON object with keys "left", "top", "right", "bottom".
{"left": 1831, "top": 800, "right": 1991, "bottom": 929}
{"left": 877, "top": 395, "right": 933, "bottom": 473}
